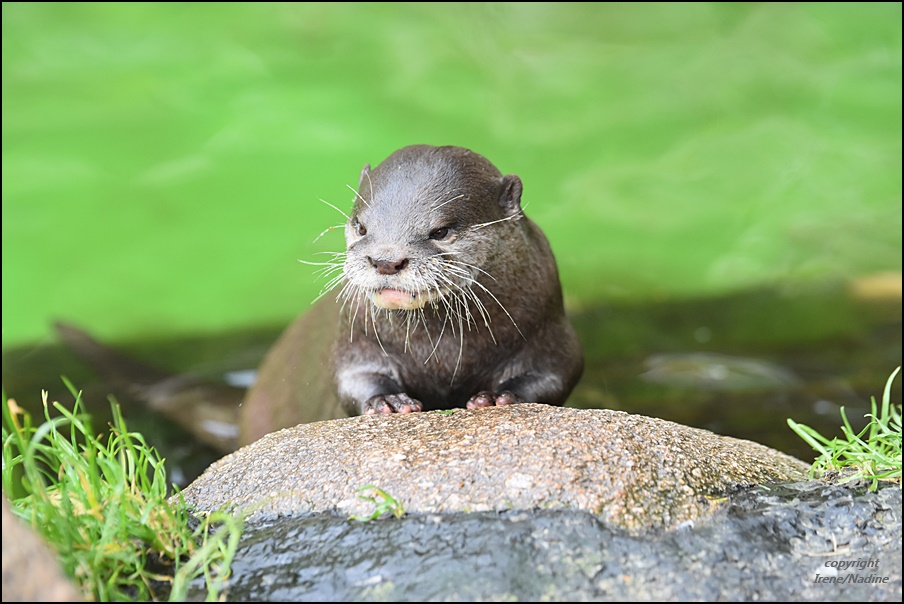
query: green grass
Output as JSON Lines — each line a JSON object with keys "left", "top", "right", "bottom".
{"left": 788, "top": 366, "right": 902, "bottom": 490}
{"left": 349, "top": 485, "right": 406, "bottom": 522}
{"left": 1, "top": 379, "right": 242, "bottom": 601}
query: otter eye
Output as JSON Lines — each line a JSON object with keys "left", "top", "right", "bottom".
{"left": 353, "top": 219, "right": 367, "bottom": 237}
{"left": 429, "top": 227, "right": 451, "bottom": 241}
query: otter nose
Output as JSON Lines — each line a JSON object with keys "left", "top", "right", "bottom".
{"left": 368, "top": 256, "right": 409, "bottom": 275}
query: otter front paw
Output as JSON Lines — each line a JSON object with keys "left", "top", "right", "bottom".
{"left": 362, "top": 393, "right": 423, "bottom": 415}
{"left": 466, "top": 390, "right": 524, "bottom": 409}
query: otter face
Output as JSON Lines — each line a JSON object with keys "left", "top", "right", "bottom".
{"left": 339, "top": 145, "right": 523, "bottom": 314}
{"left": 344, "top": 197, "right": 472, "bottom": 311}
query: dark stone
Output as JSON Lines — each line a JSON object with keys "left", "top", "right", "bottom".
{"left": 185, "top": 480, "right": 901, "bottom": 602}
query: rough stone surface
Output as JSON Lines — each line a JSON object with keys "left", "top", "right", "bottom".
{"left": 181, "top": 404, "right": 809, "bottom": 532}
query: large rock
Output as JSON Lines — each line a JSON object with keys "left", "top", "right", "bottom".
{"left": 1, "top": 496, "right": 83, "bottom": 602}
{"left": 181, "top": 403, "right": 809, "bottom": 532}
{"left": 184, "top": 483, "right": 902, "bottom": 602}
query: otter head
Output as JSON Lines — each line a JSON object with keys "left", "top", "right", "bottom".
{"left": 342, "top": 145, "right": 523, "bottom": 312}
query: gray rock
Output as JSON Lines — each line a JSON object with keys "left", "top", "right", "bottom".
{"left": 183, "top": 481, "right": 902, "bottom": 602}
{"left": 181, "top": 404, "right": 809, "bottom": 532}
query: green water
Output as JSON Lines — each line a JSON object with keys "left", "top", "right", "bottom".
{"left": 2, "top": 4, "right": 901, "bottom": 485}
{"left": 2, "top": 3, "right": 901, "bottom": 347}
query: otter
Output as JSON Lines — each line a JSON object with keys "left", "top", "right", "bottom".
{"left": 240, "top": 145, "right": 583, "bottom": 443}
{"left": 55, "top": 145, "right": 583, "bottom": 450}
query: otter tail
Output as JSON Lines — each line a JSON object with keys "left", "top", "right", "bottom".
{"left": 53, "top": 322, "right": 243, "bottom": 453}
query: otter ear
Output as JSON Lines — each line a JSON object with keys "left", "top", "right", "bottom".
{"left": 358, "top": 163, "right": 371, "bottom": 190}
{"left": 499, "top": 174, "right": 523, "bottom": 217}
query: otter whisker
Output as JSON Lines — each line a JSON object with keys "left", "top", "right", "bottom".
{"left": 302, "top": 259, "right": 345, "bottom": 277}
{"left": 453, "top": 295, "right": 465, "bottom": 383}
{"left": 314, "top": 273, "right": 342, "bottom": 292}
{"left": 461, "top": 288, "right": 497, "bottom": 345}
{"left": 298, "top": 252, "right": 347, "bottom": 304}
{"left": 344, "top": 287, "right": 365, "bottom": 343}
{"left": 426, "top": 284, "right": 459, "bottom": 344}
{"left": 401, "top": 282, "right": 431, "bottom": 354}
{"left": 409, "top": 271, "right": 447, "bottom": 357}
{"left": 434, "top": 283, "right": 473, "bottom": 328}
{"left": 431, "top": 192, "right": 464, "bottom": 210}
{"left": 466, "top": 278, "right": 525, "bottom": 340}
{"left": 435, "top": 264, "right": 495, "bottom": 334}
{"left": 319, "top": 198, "right": 351, "bottom": 220}
{"left": 435, "top": 256, "right": 506, "bottom": 327}
{"left": 312, "top": 223, "right": 345, "bottom": 243}
{"left": 468, "top": 211, "right": 524, "bottom": 231}
{"left": 305, "top": 264, "right": 342, "bottom": 281}
{"left": 301, "top": 249, "right": 347, "bottom": 260}
{"left": 403, "top": 310, "right": 413, "bottom": 354}
{"left": 445, "top": 258, "right": 500, "bottom": 283}
{"left": 434, "top": 270, "right": 488, "bottom": 336}
{"left": 323, "top": 266, "right": 346, "bottom": 285}
{"left": 439, "top": 268, "right": 507, "bottom": 345}
{"left": 424, "top": 278, "right": 467, "bottom": 380}
{"left": 346, "top": 184, "right": 371, "bottom": 209}
{"left": 311, "top": 274, "right": 346, "bottom": 305}
{"left": 423, "top": 308, "right": 449, "bottom": 364}
{"left": 465, "top": 290, "right": 496, "bottom": 341}
{"left": 368, "top": 303, "right": 388, "bottom": 355}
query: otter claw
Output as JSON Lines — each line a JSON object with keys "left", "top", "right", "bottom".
{"left": 466, "top": 390, "right": 522, "bottom": 409}
{"left": 363, "top": 393, "right": 423, "bottom": 415}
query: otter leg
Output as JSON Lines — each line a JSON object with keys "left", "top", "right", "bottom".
{"left": 337, "top": 370, "right": 424, "bottom": 416}
{"left": 363, "top": 393, "right": 423, "bottom": 415}
{"left": 466, "top": 390, "right": 523, "bottom": 409}
{"left": 467, "top": 367, "right": 576, "bottom": 408}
